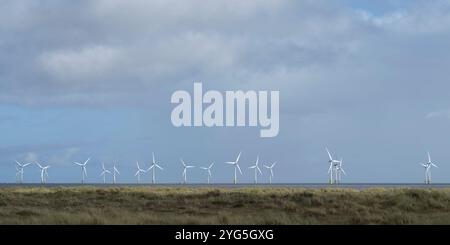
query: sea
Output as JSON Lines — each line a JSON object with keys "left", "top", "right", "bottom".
{"left": 1, "top": 183, "right": 450, "bottom": 189}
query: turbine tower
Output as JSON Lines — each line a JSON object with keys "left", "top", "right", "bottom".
{"left": 263, "top": 162, "right": 276, "bottom": 184}
{"left": 326, "top": 148, "right": 341, "bottom": 184}
{"left": 420, "top": 151, "right": 438, "bottom": 184}
{"left": 180, "top": 158, "right": 195, "bottom": 184}
{"left": 147, "top": 152, "right": 163, "bottom": 184}
{"left": 135, "top": 161, "right": 146, "bottom": 184}
{"left": 249, "top": 156, "right": 262, "bottom": 184}
{"left": 226, "top": 152, "right": 243, "bottom": 184}
{"left": 113, "top": 164, "right": 120, "bottom": 184}
{"left": 15, "top": 160, "right": 31, "bottom": 184}
{"left": 73, "top": 158, "right": 90, "bottom": 184}
{"left": 100, "top": 163, "right": 111, "bottom": 184}
{"left": 200, "top": 162, "right": 214, "bottom": 184}
{"left": 35, "top": 162, "right": 50, "bottom": 184}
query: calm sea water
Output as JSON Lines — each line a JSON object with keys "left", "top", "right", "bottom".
{"left": 1, "top": 183, "right": 450, "bottom": 189}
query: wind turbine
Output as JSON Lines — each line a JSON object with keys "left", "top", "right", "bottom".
{"left": 147, "top": 152, "right": 163, "bottom": 184}
{"left": 180, "top": 158, "right": 195, "bottom": 184}
{"left": 200, "top": 162, "right": 214, "bottom": 184}
{"left": 135, "top": 161, "right": 146, "bottom": 184}
{"left": 100, "top": 163, "right": 111, "bottom": 184}
{"left": 15, "top": 160, "right": 31, "bottom": 184}
{"left": 249, "top": 156, "right": 262, "bottom": 184}
{"left": 35, "top": 162, "right": 50, "bottom": 184}
{"left": 336, "top": 158, "right": 346, "bottom": 184}
{"left": 326, "top": 148, "right": 341, "bottom": 184}
{"left": 113, "top": 164, "right": 120, "bottom": 184}
{"left": 263, "top": 162, "right": 276, "bottom": 184}
{"left": 420, "top": 151, "right": 438, "bottom": 184}
{"left": 226, "top": 152, "right": 243, "bottom": 184}
{"left": 73, "top": 158, "right": 90, "bottom": 184}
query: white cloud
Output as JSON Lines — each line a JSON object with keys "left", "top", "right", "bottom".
{"left": 38, "top": 45, "right": 122, "bottom": 82}
{"left": 48, "top": 147, "right": 80, "bottom": 166}
{"left": 18, "top": 152, "right": 39, "bottom": 163}
{"left": 356, "top": 1, "right": 450, "bottom": 34}
{"left": 426, "top": 110, "right": 450, "bottom": 120}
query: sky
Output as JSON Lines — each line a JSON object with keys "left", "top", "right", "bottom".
{"left": 1, "top": 0, "right": 450, "bottom": 184}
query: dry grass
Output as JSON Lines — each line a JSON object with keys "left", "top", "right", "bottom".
{"left": 0, "top": 187, "right": 450, "bottom": 224}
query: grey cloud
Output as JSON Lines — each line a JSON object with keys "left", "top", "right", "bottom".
{"left": 0, "top": 0, "right": 365, "bottom": 106}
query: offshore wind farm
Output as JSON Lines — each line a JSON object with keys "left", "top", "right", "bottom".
{"left": 6, "top": 149, "right": 446, "bottom": 186}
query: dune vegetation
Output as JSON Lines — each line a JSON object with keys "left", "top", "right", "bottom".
{"left": 0, "top": 187, "right": 450, "bottom": 224}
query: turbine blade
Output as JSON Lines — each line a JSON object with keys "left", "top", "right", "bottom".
{"left": 257, "top": 166, "right": 262, "bottom": 175}
{"left": 271, "top": 162, "right": 277, "bottom": 168}
{"left": 152, "top": 152, "right": 155, "bottom": 164}
{"left": 237, "top": 164, "right": 242, "bottom": 175}
{"left": 209, "top": 162, "right": 214, "bottom": 169}
{"left": 83, "top": 167, "right": 87, "bottom": 177}
{"left": 249, "top": 166, "right": 256, "bottom": 169}
{"left": 156, "top": 164, "right": 163, "bottom": 170}
{"left": 180, "top": 158, "right": 186, "bottom": 166}
{"left": 84, "top": 158, "right": 90, "bottom": 165}
{"left": 428, "top": 151, "right": 431, "bottom": 163}
{"left": 326, "top": 147, "right": 333, "bottom": 161}
{"left": 236, "top": 152, "right": 242, "bottom": 163}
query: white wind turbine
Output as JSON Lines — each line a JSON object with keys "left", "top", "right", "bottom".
{"left": 326, "top": 148, "right": 341, "bottom": 184}
{"left": 113, "top": 164, "right": 120, "bottom": 184}
{"left": 73, "top": 158, "right": 90, "bottom": 184}
{"left": 249, "top": 156, "right": 262, "bottom": 184}
{"left": 180, "top": 158, "right": 195, "bottom": 184}
{"left": 200, "top": 162, "right": 214, "bottom": 184}
{"left": 336, "top": 158, "right": 346, "bottom": 184}
{"left": 147, "top": 152, "right": 163, "bottom": 184}
{"left": 35, "top": 162, "right": 50, "bottom": 184}
{"left": 100, "top": 163, "right": 111, "bottom": 184}
{"left": 226, "top": 152, "right": 243, "bottom": 184}
{"left": 135, "top": 161, "right": 146, "bottom": 184}
{"left": 420, "top": 151, "right": 438, "bottom": 184}
{"left": 15, "top": 160, "right": 31, "bottom": 184}
{"left": 263, "top": 162, "right": 276, "bottom": 184}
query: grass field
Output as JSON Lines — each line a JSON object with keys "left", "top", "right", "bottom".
{"left": 1, "top": 187, "right": 450, "bottom": 224}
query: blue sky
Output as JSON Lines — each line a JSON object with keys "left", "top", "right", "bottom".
{"left": 1, "top": 0, "right": 450, "bottom": 183}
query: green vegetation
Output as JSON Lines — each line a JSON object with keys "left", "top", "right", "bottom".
{"left": 1, "top": 187, "right": 450, "bottom": 224}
